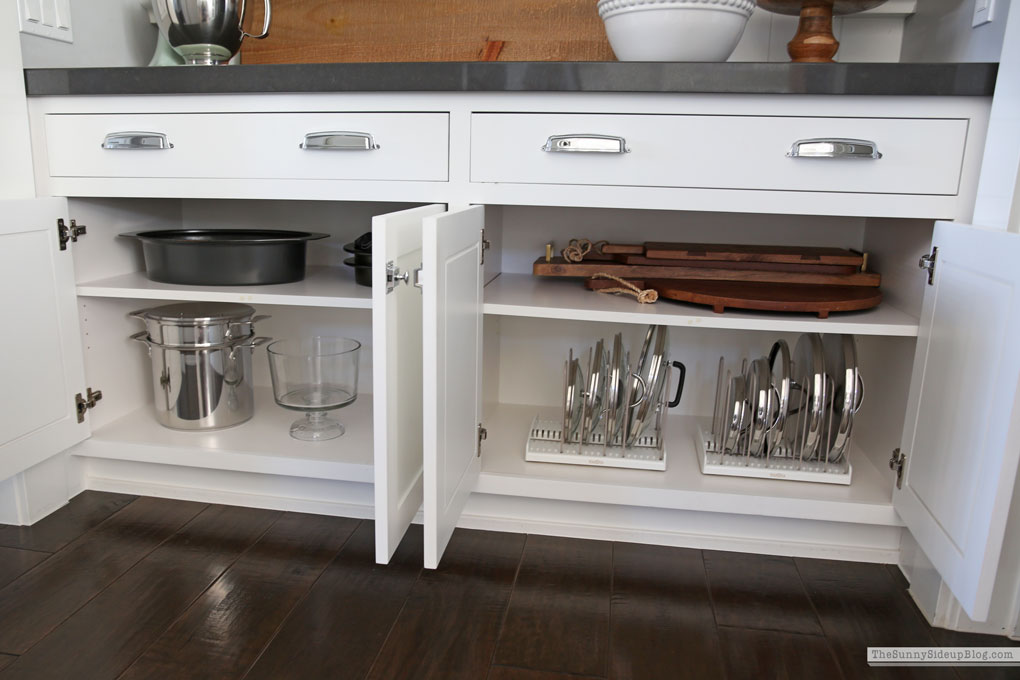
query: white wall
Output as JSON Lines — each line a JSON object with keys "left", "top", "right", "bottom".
{"left": 16, "top": 1, "right": 950, "bottom": 68}
{"left": 901, "top": 0, "right": 1011, "bottom": 62}
{"left": 20, "top": 0, "right": 156, "bottom": 68}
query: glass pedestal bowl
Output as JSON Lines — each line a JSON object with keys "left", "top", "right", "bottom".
{"left": 267, "top": 337, "right": 360, "bottom": 441}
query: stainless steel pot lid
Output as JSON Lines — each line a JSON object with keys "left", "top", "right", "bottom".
{"left": 604, "top": 334, "right": 627, "bottom": 445}
{"left": 627, "top": 325, "right": 668, "bottom": 447}
{"left": 822, "top": 333, "right": 861, "bottom": 464}
{"left": 748, "top": 356, "right": 773, "bottom": 458}
{"left": 582, "top": 339, "right": 608, "bottom": 442}
{"left": 131, "top": 302, "right": 257, "bottom": 325}
{"left": 562, "top": 354, "right": 585, "bottom": 443}
{"left": 766, "top": 339, "right": 792, "bottom": 455}
{"left": 786, "top": 333, "right": 826, "bottom": 461}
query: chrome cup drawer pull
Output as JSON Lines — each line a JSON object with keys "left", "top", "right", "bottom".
{"left": 102, "top": 132, "right": 173, "bottom": 150}
{"left": 542, "top": 134, "right": 630, "bottom": 154}
{"left": 787, "top": 138, "right": 882, "bottom": 159}
{"left": 301, "top": 131, "right": 380, "bottom": 150}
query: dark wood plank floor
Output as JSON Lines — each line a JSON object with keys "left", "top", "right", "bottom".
{"left": 0, "top": 491, "right": 1015, "bottom": 680}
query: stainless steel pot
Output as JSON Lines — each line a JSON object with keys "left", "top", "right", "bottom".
{"left": 151, "top": 0, "right": 271, "bottom": 66}
{"left": 130, "top": 302, "right": 270, "bottom": 430}
{"left": 129, "top": 302, "right": 268, "bottom": 348}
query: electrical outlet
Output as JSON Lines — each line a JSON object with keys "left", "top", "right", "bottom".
{"left": 17, "top": 0, "right": 73, "bottom": 43}
{"left": 973, "top": 0, "right": 997, "bottom": 27}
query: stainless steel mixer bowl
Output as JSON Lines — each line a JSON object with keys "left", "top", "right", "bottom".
{"left": 151, "top": 0, "right": 271, "bottom": 65}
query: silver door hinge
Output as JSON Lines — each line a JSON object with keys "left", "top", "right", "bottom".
{"left": 918, "top": 247, "right": 937, "bottom": 286}
{"left": 480, "top": 229, "right": 491, "bottom": 266}
{"left": 477, "top": 423, "right": 487, "bottom": 456}
{"left": 75, "top": 387, "right": 103, "bottom": 423}
{"left": 889, "top": 447, "right": 906, "bottom": 489}
{"left": 386, "top": 261, "right": 408, "bottom": 293}
{"left": 57, "top": 218, "right": 86, "bottom": 251}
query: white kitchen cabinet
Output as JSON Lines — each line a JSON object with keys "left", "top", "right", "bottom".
{"left": 45, "top": 112, "right": 450, "bottom": 183}
{"left": 0, "top": 197, "right": 88, "bottom": 481}
{"left": 8, "top": 87, "right": 1019, "bottom": 629}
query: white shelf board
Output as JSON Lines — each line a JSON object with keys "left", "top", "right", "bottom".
{"left": 483, "top": 274, "right": 920, "bottom": 337}
{"left": 76, "top": 265, "right": 373, "bottom": 309}
{"left": 476, "top": 403, "right": 902, "bottom": 527}
{"left": 75, "top": 387, "right": 374, "bottom": 483}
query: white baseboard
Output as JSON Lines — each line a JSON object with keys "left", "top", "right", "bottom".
{"left": 80, "top": 457, "right": 374, "bottom": 520}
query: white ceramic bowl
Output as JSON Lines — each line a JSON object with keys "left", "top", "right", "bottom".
{"left": 598, "top": 0, "right": 756, "bottom": 62}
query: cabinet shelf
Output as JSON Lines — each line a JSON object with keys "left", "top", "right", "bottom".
{"left": 76, "top": 266, "right": 373, "bottom": 309}
{"left": 476, "top": 403, "right": 901, "bottom": 528}
{"left": 75, "top": 387, "right": 374, "bottom": 483}
{"left": 483, "top": 274, "right": 919, "bottom": 337}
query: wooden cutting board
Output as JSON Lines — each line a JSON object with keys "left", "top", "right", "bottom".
{"left": 642, "top": 243, "right": 864, "bottom": 266}
{"left": 612, "top": 254, "right": 859, "bottom": 274}
{"left": 584, "top": 278, "right": 883, "bottom": 318}
{"left": 534, "top": 257, "right": 880, "bottom": 287}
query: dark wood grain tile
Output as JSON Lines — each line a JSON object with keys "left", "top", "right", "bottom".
{"left": 930, "top": 628, "right": 1020, "bottom": 680}
{"left": 796, "top": 557, "right": 956, "bottom": 679}
{"left": 704, "top": 550, "right": 823, "bottom": 635}
{"left": 366, "top": 528, "right": 526, "bottom": 680}
{"left": 118, "top": 512, "right": 358, "bottom": 680}
{"left": 494, "top": 534, "right": 611, "bottom": 677}
{"left": 610, "top": 542, "right": 724, "bottom": 680}
{"left": 718, "top": 627, "right": 844, "bottom": 680}
{"left": 488, "top": 666, "right": 602, "bottom": 680}
{"left": 0, "top": 547, "right": 48, "bottom": 590}
{"left": 242, "top": 520, "right": 424, "bottom": 680}
{"left": 0, "top": 491, "right": 137, "bottom": 553}
{"left": 0, "top": 496, "right": 205, "bottom": 655}
{"left": 0, "top": 504, "right": 280, "bottom": 680}
{"left": 0, "top": 655, "right": 14, "bottom": 672}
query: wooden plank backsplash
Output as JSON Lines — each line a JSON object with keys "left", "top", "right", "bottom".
{"left": 240, "top": 0, "right": 615, "bottom": 63}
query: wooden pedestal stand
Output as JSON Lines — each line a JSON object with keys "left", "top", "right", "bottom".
{"left": 758, "top": 0, "right": 887, "bottom": 63}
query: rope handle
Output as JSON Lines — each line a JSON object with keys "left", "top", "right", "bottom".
{"left": 562, "top": 238, "right": 609, "bottom": 263}
{"left": 590, "top": 273, "right": 658, "bottom": 304}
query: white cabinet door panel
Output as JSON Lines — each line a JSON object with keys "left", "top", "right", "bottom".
{"left": 373, "top": 204, "right": 446, "bottom": 564}
{"left": 0, "top": 198, "right": 88, "bottom": 481}
{"left": 422, "top": 205, "right": 484, "bottom": 569}
{"left": 895, "top": 221, "right": 1020, "bottom": 621}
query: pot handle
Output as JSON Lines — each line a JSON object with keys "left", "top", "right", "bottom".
{"left": 668, "top": 360, "right": 686, "bottom": 408}
{"left": 237, "top": 336, "right": 273, "bottom": 349}
{"left": 239, "top": 0, "right": 271, "bottom": 40}
{"left": 249, "top": 315, "right": 271, "bottom": 324}
{"left": 129, "top": 330, "right": 150, "bottom": 344}
{"left": 128, "top": 309, "right": 149, "bottom": 320}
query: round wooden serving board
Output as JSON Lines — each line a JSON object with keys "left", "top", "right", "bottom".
{"left": 648, "top": 279, "right": 883, "bottom": 318}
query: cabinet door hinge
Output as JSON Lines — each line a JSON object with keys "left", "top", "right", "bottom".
{"left": 75, "top": 387, "right": 103, "bottom": 423}
{"left": 480, "top": 229, "right": 491, "bottom": 266}
{"left": 57, "top": 219, "right": 87, "bottom": 251}
{"left": 477, "top": 423, "right": 487, "bottom": 457}
{"left": 385, "top": 261, "right": 408, "bottom": 293}
{"left": 889, "top": 447, "right": 906, "bottom": 489}
{"left": 918, "top": 247, "right": 937, "bottom": 286}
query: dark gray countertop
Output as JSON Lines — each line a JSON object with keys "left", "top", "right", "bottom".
{"left": 24, "top": 62, "right": 997, "bottom": 97}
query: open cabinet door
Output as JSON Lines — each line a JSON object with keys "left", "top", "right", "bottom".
{"left": 0, "top": 198, "right": 89, "bottom": 482}
{"left": 895, "top": 221, "right": 1020, "bottom": 621}
{"left": 373, "top": 204, "right": 447, "bottom": 564}
{"left": 422, "top": 205, "right": 485, "bottom": 568}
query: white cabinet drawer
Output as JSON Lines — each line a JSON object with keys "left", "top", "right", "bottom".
{"left": 45, "top": 112, "right": 449, "bottom": 182}
{"left": 471, "top": 113, "right": 968, "bottom": 195}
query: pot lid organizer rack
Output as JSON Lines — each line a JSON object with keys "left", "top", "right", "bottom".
{"left": 525, "top": 325, "right": 685, "bottom": 471}
{"left": 697, "top": 332, "right": 863, "bottom": 485}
